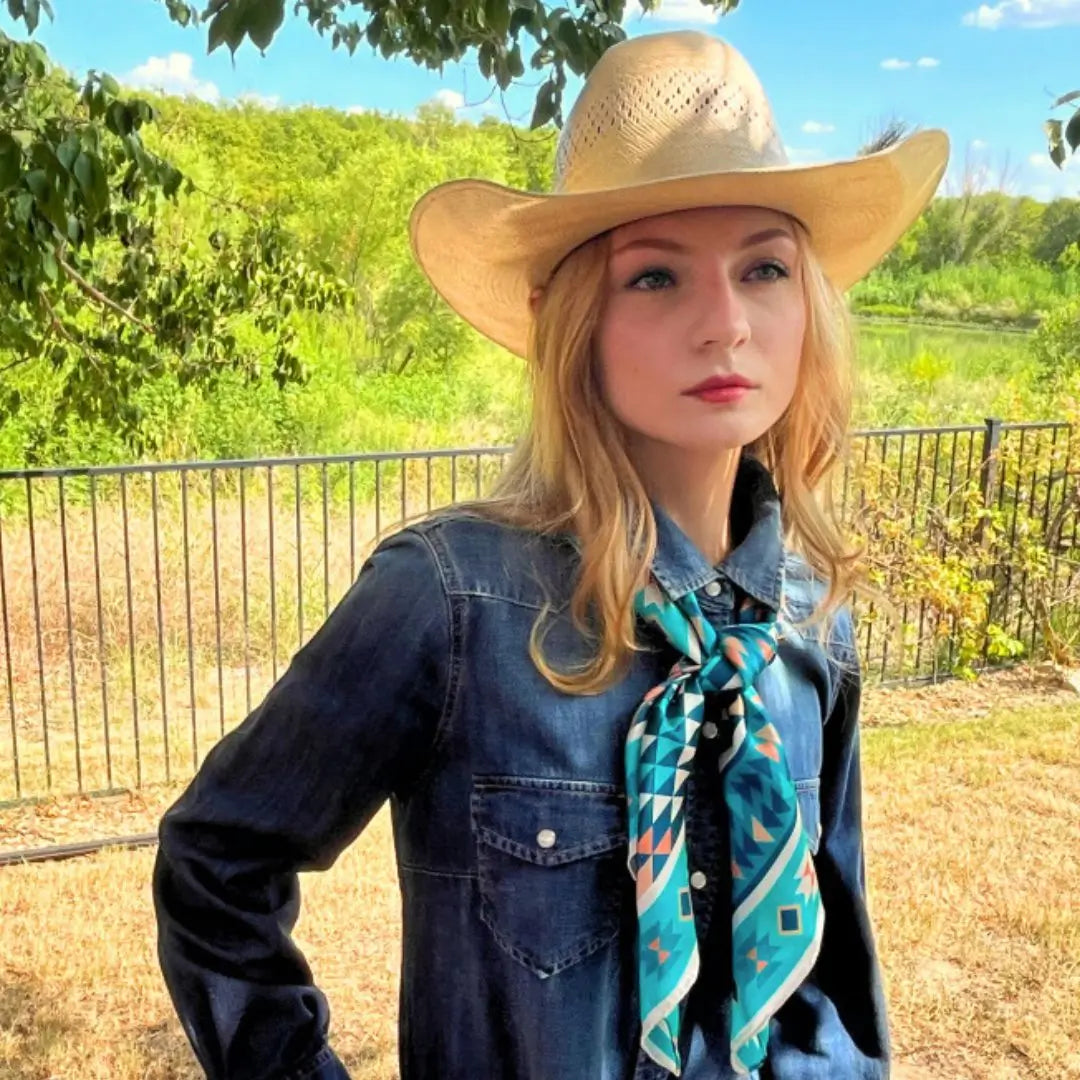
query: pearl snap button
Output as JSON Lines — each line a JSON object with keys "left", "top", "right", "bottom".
{"left": 536, "top": 828, "right": 557, "bottom": 849}
{"left": 701, "top": 721, "right": 719, "bottom": 740}
{"left": 704, "top": 580, "right": 722, "bottom": 597}
{"left": 690, "top": 871, "right": 708, "bottom": 890}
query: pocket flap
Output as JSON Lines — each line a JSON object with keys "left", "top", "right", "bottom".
{"left": 472, "top": 779, "right": 628, "bottom": 867}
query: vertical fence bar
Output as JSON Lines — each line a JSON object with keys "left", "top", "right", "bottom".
{"left": 240, "top": 468, "right": 252, "bottom": 715}
{"left": 426, "top": 456, "right": 433, "bottom": 512}
{"left": 58, "top": 475, "right": 82, "bottom": 792}
{"left": 120, "top": 473, "right": 141, "bottom": 788}
{"left": 348, "top": 461, "right": 356, "bottom": 581}
{"left": 294, "top": 464, "right": 303, "bottom": 650}
{"left": 909, "top": 433, "right": 926, "bottom": 675}
{"left": 25, "top": 477, "right": 51, "bottom": 791}
{"left": 210, "top": 469, "right": 225, "bottom": 739}
{"left": 976, "top": 420, "right": 1003, "bottom": 671}
{"left": 878, "top": 434, "right": 890, "bottom": 682}
{"left": 268, "top": 466, "right": 278, "bottom": 683}
{"left": 181, "top": 473, "right": 198, "bottom": 772}
{"left": 322, "top": 463, "right": 330, "bottom": 621}
{"left": 0, "top": 508, "right": 20, "bottom": 800}
{"left": 89, "top": 477, "right": 112, "bottom": 789}
{"left": 151, "top": 472, "right": 170, "bottom": 783}
{"left": 400, "top": 456, "right": 407, "bottom": 523}
{"left": 1017, "top": 430, "right": 1045, "bottom": 650}
{"left": 375, "top": 461, "right": 382, "bottom": 540}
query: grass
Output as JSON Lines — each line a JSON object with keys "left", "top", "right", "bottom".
{"left": 0, "top": 671, "right": 1077, "bottom": 1079}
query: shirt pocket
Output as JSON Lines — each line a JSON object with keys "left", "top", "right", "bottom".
{"left": 471, "top": 777, "right": 631, "bottom": 979}
{"left": 794, "top": 777, "right": 822, "bottom": 855}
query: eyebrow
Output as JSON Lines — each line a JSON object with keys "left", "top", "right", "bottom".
{"left": 611, "top": 227, "right": 796, "bottom": 257}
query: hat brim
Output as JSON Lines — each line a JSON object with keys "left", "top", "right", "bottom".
{"left": 409, "top": 129, "right": 949, "bottom": 359}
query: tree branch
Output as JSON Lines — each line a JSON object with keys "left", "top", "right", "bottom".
{"left": 56, "top": 255, "right": 155, "bottom": 335}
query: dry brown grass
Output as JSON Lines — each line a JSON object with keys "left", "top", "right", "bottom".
{"left": 0, "top": 669, "right": 1078, "bottom": 1079}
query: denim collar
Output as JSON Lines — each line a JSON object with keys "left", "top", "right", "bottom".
{"left": 649, "top": 453, "right": 785, "bottom": 611}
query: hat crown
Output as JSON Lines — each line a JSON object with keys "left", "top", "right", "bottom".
{"left": 554, "top": 31, "right": 788, "bottom": 194}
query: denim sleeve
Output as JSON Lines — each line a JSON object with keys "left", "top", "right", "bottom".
{"left": 766, "top": 609, "right": 891, "bottom": 1079}
{"left": 152, "top": 526, "right": 452, "bottom": 1080}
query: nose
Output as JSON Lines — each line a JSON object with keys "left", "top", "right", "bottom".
{"left": 693, "top": 272, "right": 751, "bottom": 353}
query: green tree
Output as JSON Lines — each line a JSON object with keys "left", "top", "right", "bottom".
{"left": 0, "top": 17, "right": 349, "bottom": 452}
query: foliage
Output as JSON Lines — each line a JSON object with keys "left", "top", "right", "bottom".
{"left": 847, "top": 424, "right": 1080, "bottom": 680}
{"left": 0, "top": 28, "right": 349, "bottom": 453}
{"left": 1045, "top": 89, "right": 1080, "bottom": 168}
{"left": 1032, "top": 297, "right": 1080, "bottom": 391}
{"left": 142, "top": 0, "right": 742, "bottom": 132}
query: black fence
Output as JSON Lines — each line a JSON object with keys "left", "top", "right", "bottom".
{"left": 0, "top": 420, "right": 1077, "bottom": 809}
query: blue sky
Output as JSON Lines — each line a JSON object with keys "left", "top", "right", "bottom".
{"left": 4, "top": 0, "right": 1079, "bottom": 200}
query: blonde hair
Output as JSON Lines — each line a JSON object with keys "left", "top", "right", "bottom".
{"left": 408, "top": 218, "right": 877, "bottom": 694}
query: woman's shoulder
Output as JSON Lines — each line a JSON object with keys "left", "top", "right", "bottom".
{"left": 779, "top": 548, "right": 859, "bottom": 671}
{"left": 381, "top": 506, "right": 579, "bottom": 610}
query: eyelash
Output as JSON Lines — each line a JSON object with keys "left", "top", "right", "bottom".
{"left": 627, "top": 259, "right": 791, "bottom": 291}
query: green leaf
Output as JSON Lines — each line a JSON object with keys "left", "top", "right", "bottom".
{"left": 0, "top": 132, "right": 21, "bottom": 191}
{"left": 246, "top": 0, "right": 286, "bottom": 51}
{"left": 484, "top": 0, "right": 510, "bottom": 36}
{"left": 507, "top": 41, "right": 525, "bottom": 77}
{"left": 73, "top": 151, "right": 108, "bottom": 214}
{"left": 1066, "top": 108, "right": 1080, "bottom": 154}
{"left": 1045, "top": 119, "right": 1066, "bottom": 168}
{"left": 530, "top": 78, "right": 558, "bottom": 128}
{"left": 56, "top": 134, "right": 80, "bottom": 173}
{"left": 207, "top": 2, "right": 246, "bottom": 54}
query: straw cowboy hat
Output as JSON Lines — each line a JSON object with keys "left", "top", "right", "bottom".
{"left": 409, "top": 30, "right": 949, "bottom": 359}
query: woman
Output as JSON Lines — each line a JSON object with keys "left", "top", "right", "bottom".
{"left": 153, "top": 29, "right": 948, "bottom": 1080}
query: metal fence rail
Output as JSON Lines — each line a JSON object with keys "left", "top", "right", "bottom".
{"left": 0, "top": 421, "right": 1076, "bottom": 808}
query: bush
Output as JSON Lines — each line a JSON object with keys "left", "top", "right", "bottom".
{"left": 1032, "top": 298, "right": 1080, "bottom": 389}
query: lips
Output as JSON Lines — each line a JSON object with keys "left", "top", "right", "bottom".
{"left": 683, "top": 375, "right": 756, "bottom": 395}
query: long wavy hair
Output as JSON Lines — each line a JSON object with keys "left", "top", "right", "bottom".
{"left": 410, "top": 216, "right": 873, "bottom": 694}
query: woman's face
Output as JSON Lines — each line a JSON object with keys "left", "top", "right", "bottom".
{"left": 594, "top": 205, "right": 805, "bottom": 460}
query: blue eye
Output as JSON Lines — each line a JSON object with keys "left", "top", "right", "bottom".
{"left": 628, "top": 267, "right": 675, "bottom": 290}
{"left": 747, "top": 260, "right": 789, "bottom": 282}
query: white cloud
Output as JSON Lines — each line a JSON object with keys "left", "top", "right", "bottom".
{"left": 431, "top": 88, "right": 465, "bottom": 110}
{"left": 971, "top": 138, "right": 989, "bottom": 149}
{"left": 963, "top": 0, "right": 1080, "bottom": 28}
{"left": 124, "top": 52, "right": 220, "bottom": 102}
{"left": 916, "top": 56, "right": 941, "bottom": 67}
{"left": 632, "top": 0, "right": 720, "bottom": 23}
{"left": 801, "top": 120, "right": 835, "bottom": 134}
{"left": 881, "top": 58, "right": 912, "bottom": 70}
{"left": 346, "top": 105, "right": 368, "bottom": 115}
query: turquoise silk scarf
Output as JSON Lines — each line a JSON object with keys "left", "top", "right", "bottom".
{"left": 625, "top": 577, "right": 824, "bottom": 1076}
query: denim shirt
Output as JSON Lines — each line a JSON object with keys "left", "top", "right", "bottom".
{"left": 153, "top": 453, "right": 890, "bottom": 1080}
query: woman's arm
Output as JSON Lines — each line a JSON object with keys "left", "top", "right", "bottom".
{"left": 152, "top": 526, "right": 453, "bottom": 1080}
{"left": 766, "top": 608, "right": 891, "bottom": 1079}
